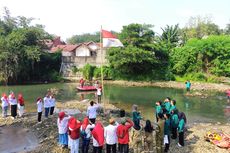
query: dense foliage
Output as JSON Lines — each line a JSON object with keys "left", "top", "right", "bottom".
{"left": 0, "top": 8, "right": 61, "bottom": 84}
{"left": 67, "top": 32, "right": 100, "bottom": 44}
{"left": 171, "top": 35, "right": 230, "bottom": 77}
{"left": 106, "top": 23, "right": 171, "bottom": 80}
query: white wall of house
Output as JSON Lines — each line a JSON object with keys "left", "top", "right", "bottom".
{"left": 75, "top": 46, "right": 90, "bottom": 56}
{"left": 62, "top": 51, "right": 74, "bottom": 56}
{"left": 88, "top": 43, "right": 98, "bottom": 51}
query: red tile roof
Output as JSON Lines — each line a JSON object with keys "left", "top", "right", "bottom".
{"left": 50, "top": 45, "right": 78, "bottom": 52}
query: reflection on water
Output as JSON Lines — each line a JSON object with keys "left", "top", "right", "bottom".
{"left": 0, "top": 83, "right": 229, "bottom": 123}
{"left": 0, "top": 125, "right": 38, "bottom": 153}
{"left": 103, "top": 85, "right": 229, "bottom": 124}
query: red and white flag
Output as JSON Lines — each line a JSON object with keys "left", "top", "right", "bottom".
{"left": 102, "top": 29, "right": 123, "bottom": 48}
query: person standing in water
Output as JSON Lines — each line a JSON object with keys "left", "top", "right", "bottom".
{"left": 96, "top": 86, "right": 102, "bottom": 103}
{"left": 226, "top": 89, "right": 230, "bottom": 103}
{"left": 185, "top": 80, "right": 191, "bottom": 92}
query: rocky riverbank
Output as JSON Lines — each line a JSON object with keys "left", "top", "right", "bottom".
{"left": 105, "top": 80, "right": 230, "bottom": 93}
{"left": 0, "top": 100, "right": 230, "bottom": 153}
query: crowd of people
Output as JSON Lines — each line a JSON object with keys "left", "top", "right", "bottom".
{"left": 56, "top": 97, "right": 187, "bottom": 153}
{"left": 0, "top": 91, "right": 56, "bottom": 122}
{"left": 0, "top": 90, "right": 187, "bottom": 153}
{"left": 0, "top": 91, "right": 25, "bottom": 119}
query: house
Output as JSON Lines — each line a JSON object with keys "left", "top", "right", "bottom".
{"left": 41, "top": 37, "right": 65, "bottom": 52}
{"left": 51, "top": 41, "right": 107, "bottom": 77}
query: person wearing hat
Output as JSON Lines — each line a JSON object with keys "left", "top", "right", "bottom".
{"left": 104, "top": 118, "right": 119, "bottom": 153}
{"left": 37, "top": 97, "right": 43, "bottom": 123}
{"left": 68, "top": 117, "right": 82, "bottom": 153}
{"left": 1, "top": 93, "right": 9, "bottom": 117}
{"left": 57, "top": 111, "right": 71, "bottom": 148}
{"left": 117, "top": 118, "right": 133, "bottom": 153}
{"left": 8, "top": 92, "right": 17, "bottom": 119}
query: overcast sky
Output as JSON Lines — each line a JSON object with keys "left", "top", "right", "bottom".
{"left": 1, "top": 0, "right": 230, "bottom": 40}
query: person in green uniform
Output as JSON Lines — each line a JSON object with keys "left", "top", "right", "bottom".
{"left": 178, "top": 112, "right": 186, "bottom": 147}
{"left": 156, "top": 113, "right": 164, "bottom": 153}
{"left": 169, "top": 100, "right": 177, "bottom": 114}
{"left": 170, "top": 109, "right": 179, "bottom": 139}
{"left": 132, "top": 104, "right": 142, "bottom": 127}
{"left": 155, "top": 101, "right": 162, "bottom": 122}
{"left": 164, "top": 113, "right": 171, "bottom": 153}
{"left": 185, "top": 80, "right": 191, "bottom": 92}
{"left": 163, "top": 97, "right": 171, "bottom": 114}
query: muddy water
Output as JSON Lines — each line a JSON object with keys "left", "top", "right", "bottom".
{"left": 0, "top": 83, "right": 229, "bottom": 123}
{"left": 0, "top": 125, "right": 38, "bottom": 153}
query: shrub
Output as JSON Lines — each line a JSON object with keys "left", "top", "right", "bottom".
{"left": 82, "top": 64, "right": 96, "bottom": 80}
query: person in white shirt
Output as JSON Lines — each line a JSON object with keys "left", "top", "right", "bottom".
{"left": 8, "top": 93, "right": 17, "bottom": 119}
{"left": 57, "top": 111, "right": 71, "bottom": 148}
{"left": 86, "top": 101, "right": 99, "bottom": 124}
{"left": 43, "top": 94, "right": 50, "bottom": 118}
{"left": 37, "top": 97, "right": 43, "bottom": 122}
{"left": 104, "top": 118, "right": 119, "bottom": 153}
{"left": 1, "top": 93, "right": 9, "bottom": 117}
{"left": 80, "top": 117, "right": 95, "bottom": 153}
{"left": 49, "top": 95, "right": 56, "bottom": 115}
{"left": 96, "top": 86, "right": 102, "bottom": 103}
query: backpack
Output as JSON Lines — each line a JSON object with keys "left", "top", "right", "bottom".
{"left": 80, "top": 130, "right": 87, "bottom": 139}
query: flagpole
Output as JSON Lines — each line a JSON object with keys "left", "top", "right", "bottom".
{"left": 100, "top": 26, "right": 105, "bottom": 115}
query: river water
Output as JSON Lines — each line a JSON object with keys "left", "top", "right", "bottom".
{"left": 0, "top": 83, "right": 229, "bottom": 124}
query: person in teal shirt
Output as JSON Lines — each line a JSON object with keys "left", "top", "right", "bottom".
{"left": 155, "top": 101, "right": 162, "bottom": 122}
{"left": 132, "top": 104, "right": 142, "bottom": 126}
{"left": 185, "top": 80, "right": 191, "bottom": 92}
{"left": 178, "top": 112, "right": 186, "bottom": 147}
{"left": 171, "top": 109, "right": 179, "bottom": 139}
{"left": 170, "top": 100, "right": 177, "bottom": 114}
{"left": 164, "top": 113, "right": 171, "bottom": 152}
{"left": 163, "top": 97, "right": 171, "bottom": 114}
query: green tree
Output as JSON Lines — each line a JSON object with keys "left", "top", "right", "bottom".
{"left": 225, "top": 24, "right": 230, "bottom": 34}
{"left": 82, "top": 64, "right": 96, "bottom": 80}
{"left": 119, "top": 23, "right": 155, "bottom": 50}
{"left": 159, "top": 24, "right": 180, "bottom": 49}
{"left": 171, "top": 35, "right": 230, "bottom": 77}
{"left": 182, "top": 16, "right": 222, "bottom": 39}
{"left": 0, "top": 9, "right": 59, "bottom": 84}
{"left": 67, "top": 32, "right": 100, "bottom": 44}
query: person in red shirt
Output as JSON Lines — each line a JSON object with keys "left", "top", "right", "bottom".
{"left": 68, "top": 117, "right": 81, "bottom": 153}
{"left": 18, "top": 93, "right": 25, "bottom": 117}
{"left": 117, "top": 118, "right": 133, "bottom": 153}
{"left": 80, "top": 78, "right": 85, "bottom": 88}
{"left": 91, "top": 122, "right": 104, "bottom": 153}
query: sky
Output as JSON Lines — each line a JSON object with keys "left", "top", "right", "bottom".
{"left": 0, "top": 0, "right": 230, "bottom": 40}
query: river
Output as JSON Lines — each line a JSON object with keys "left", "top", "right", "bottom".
{"left": 0, "top": 83, "right": 229, "bottom": 124}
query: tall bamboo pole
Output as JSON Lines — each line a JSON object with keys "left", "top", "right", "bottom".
{"left": 100, "top": 26, "right": 106, "bottom": 115}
